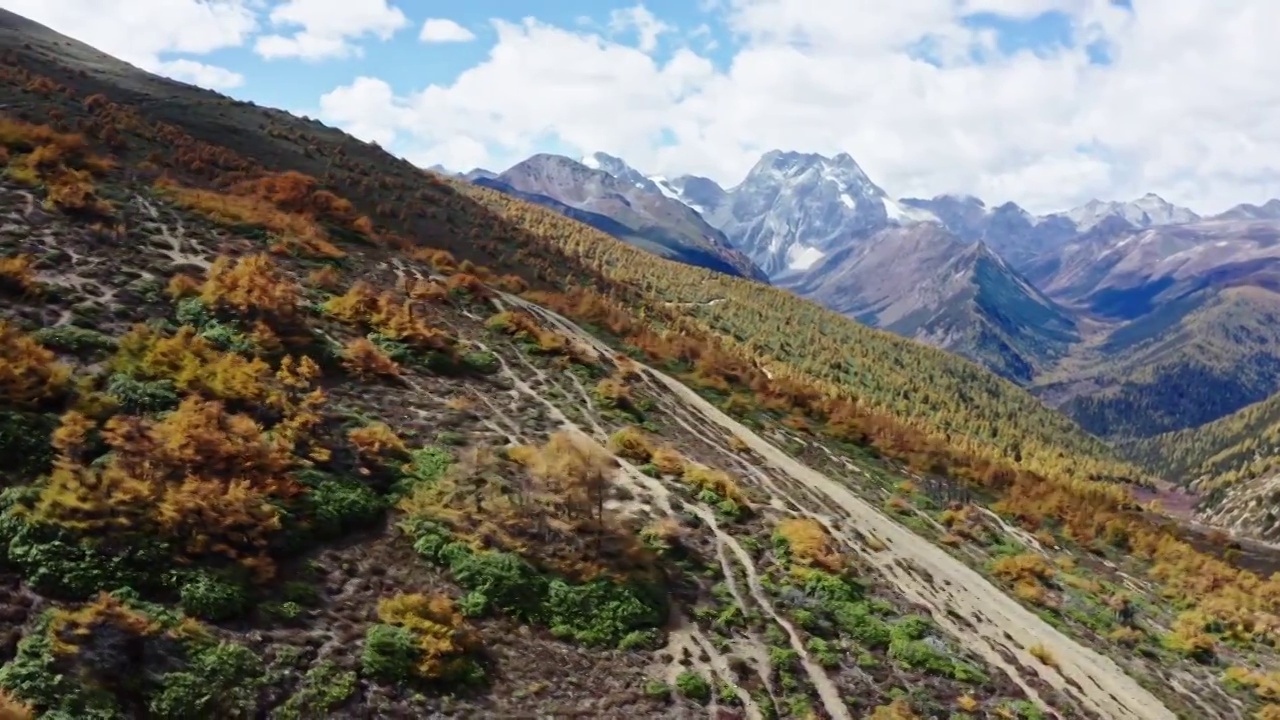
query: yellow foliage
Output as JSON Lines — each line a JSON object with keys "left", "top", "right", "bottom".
{"left": 111, "top": 324, "right": 271, "bottom": 402}
{"left": 48, "top": 592, "right": 158, "bottom": 657}
{"left": 1165, "top": 611, "right": 1218, "bottom": 659}
{"left": 776, "top": 518, "right": 844, "bottom": 572}
{"left": 0, "top": 253, "right": 37, "bottom": 295}
{"left": 1225, "top": 666, "right": 1280, "bottom": 701}
{"left": 349, "top": 422, "right": 408, "bottom": 458}
{"left": 0, "top": 116, "right": 114, "bottom": 216}
{"left": 608, "top": 426, "right": 654, "bottom": 463}
{"left": 1107, "top": 626, "right": 1144, "bottom": 646}
{"left": 1257, "top": 705, "right": 1280, "bottom": 720}
{"left": 157, "top": 177, "right": 349, "bottom": 258}
{"left": 376, "top": 592, "right": 480, "bottom": 680}
{"left": 0, "top": 320, "right": 71, "bottom": 408}
{"left": 36, "top": 395, "right": 306, "bottom": 579}
{"left": 200, "top": 253, "right": 299, "bottom": 320}
{"left": 165, "top": 272, "right": 201, "bottom": 299}
{"left": 0, "top": 690, "right": 33, "bottom": 720}
{"left": 1028, "top": 642, "right": 1058, "bottom": 668}
{"left": 867, "top": 698, "right": 922, "bottom": 719}
{"left": 307, "top": 265, "right": 343, "bottom": 291}
{"left": 340, "top": 337, "right": 402, "bottom": 380}
{"left": 650, "top": 446, "right": 687, "bottom": 476}
{"left": 955, "top": 694, "right": 979, "bottom": 713}
{"left": 323, "top": 280, "right": 379, "bottom": 323}
{"left": 681, "top": 463, "right": 750, "bottom": 508}
{"left": 990, "top": 553, "right": 1055, "bottom": 585}
{"left": 595, "top": 376, "right": 633, "bottom": 409}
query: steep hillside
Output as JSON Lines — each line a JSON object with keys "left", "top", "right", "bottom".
{"left": 782, "top": 227, "right": 1079, "bottom": 382}
{"left": 475, "top": 154, "right": 766, "bottom": 282}
{"left": 6, "top": 9, "right": 1280, "bottom": 720}
{"left": 1038, "top": 285, "right": 1280, "bottom": 438}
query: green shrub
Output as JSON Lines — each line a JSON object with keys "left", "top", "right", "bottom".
{"left": 406, "top": 520, "right": 666, "bottom": 646}
{"left": 296, "top": 470, "right": 386, "bottom": 540}
{"left": 105, "top": 373, "right": 179, "bottom": 414}
{"left": 177, "top": 571, "right": 249, "bottom": 621}
{"left": 461, "top": 350, "right": 499, "bottom": 375}
{"left": 396, "top": 447, "right": 452, "bottom": 494}
{"left": 361, "top": 624, "right": 419, "bottom": 684}
{"left": 675, "top": 671, "right": 711, "bottom": 703}
{"left": 643, "top": 679, "right": 671, "bottom": 700}
{"left": 2, "top": 511, "right": 172, "bottom": 599}
{"left": 150, "top": 642, "right": 265, "bottom": 718}
{"left": 31, "top": 326, "right": 117, "bottom": 357}
{"left": 274, "top": 661, "right": 357, "bottom": 719}
{"left": 0, "top": 411, "right": 57, "bottom": 484}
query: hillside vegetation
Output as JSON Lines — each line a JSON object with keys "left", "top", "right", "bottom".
{"left": 1043, "top": 286, "right": 1280, "bottom": 439}
{"left": 3, "top": 10, "right": 1280, "bottom": 720}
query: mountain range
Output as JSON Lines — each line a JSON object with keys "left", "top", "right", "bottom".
{"left": 452, "top": 150, "right": 1280, "bottom": 444}
{"left": 6, "top": 9, "right": 1280, "bottom": 718}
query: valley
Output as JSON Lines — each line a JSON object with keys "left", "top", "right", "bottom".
{"left": 1, "top": 6, "right": 1280, "bottom": 720}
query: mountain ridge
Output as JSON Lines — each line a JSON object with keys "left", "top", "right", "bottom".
{"left": 4, "top": 9, "right": 1280, "bottom": 719}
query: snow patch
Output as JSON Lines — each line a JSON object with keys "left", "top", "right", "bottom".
{"left": 580, "top": 154, "right": 601, "bottom": 170}
{"left": 649, "top": 175, "right": 681, "bottom": 200}
{"left": 840, "top": 193, "right": 855, "bottom": 209}
{"left": 788, "top": 245, "right": 826, "bottom": 271}
{"left": 882, "top": 197, "right": 940, "bottom": 224}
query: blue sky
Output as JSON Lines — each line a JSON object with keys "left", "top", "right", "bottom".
{"left": 13, "top": 0, "right": 1277, "bottom": 214}
{"left": 193, "top": 1, "right": 737, "bottom": 115}
{"left": 179, "top": 1, "right": 1120, "bottom": 121}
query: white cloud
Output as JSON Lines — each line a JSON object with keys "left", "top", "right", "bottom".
{"left": 255, "top": 0, "right": 408, "bottom": 61}
{"left": 608, "top": 4, "right": 670, "bottom": 53}
{"left": 0, "top": 0, "right": 254, "bottom": 87}
{"left": 315, "top": 0, "right": 1280, "bottom": 214}
{"left": 154, "top": 59, "right": 245, "bottom": 90}
{"left": 419, "top": 18, "right": 476, "bottom": 44}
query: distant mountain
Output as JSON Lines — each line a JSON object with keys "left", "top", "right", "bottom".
{"left": 781, "top": 225, "right": 1079, "bottom": 382}
{"left": 1029, "top": 219, "right": 1280, "bottom": 438}
{"left": 1054, "top": 193, "right": 1199, "bottom": 232}
{"left": 899, "top": 196, "right": 1079, "bottom": 274}
{"left": 474, "top": 154, "right": 767, "bottom": 282}
{"left": 678, "top": 151, "right": 939, "bottom": 277}
{"left": 1212, "top": 199, "right": 1280, "bottom": 221}
{"left": 475, "top": 147, "right": 1280, "bottom": 438}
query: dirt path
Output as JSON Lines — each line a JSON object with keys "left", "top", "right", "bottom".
{"left": 645, "top": 369, "right": 1177, "bottom": 720}
{"left": 505, "top": 293, "right": 1179, "bottom": 719}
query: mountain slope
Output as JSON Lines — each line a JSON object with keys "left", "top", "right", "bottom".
{"left": 479, "top": 154, "right": 767, "bottom": 282}
{"left": 689, "top": 150, "right": 938, "bottom": 277}
{"left": 1027, "top": 218, "right": 1280, "bottom": 438}
{"left": 14, "top": 10, "right": 1280, "bottom": 719}
{"left": 1124, "top": 390, "right": 1280, "bottom": 542}
{"left": 782, "top": 225, "right": 1079, "bottom": 382}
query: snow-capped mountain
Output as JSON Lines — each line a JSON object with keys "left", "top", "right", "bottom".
{"left": 1055, "top": 193, "right": 1200, "bottom": 232}
{"left": 1211, "top": 199, "right": 1280, "bottom": 221}
{"left": 665, "top": 151, "right": 940, "bottom": 277}
{"left": 476, "top": 154, "right": 767, "bottom": 281}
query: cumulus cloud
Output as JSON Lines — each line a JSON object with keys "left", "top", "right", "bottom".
{"left": 255, "top": 0, "right": 408, "bottom": 61}
{"left": 2, "top": 0, "right": 254, "bottom": 89}
{"left": 314, "top": 0, "right": 1280, "bottom": 214}
{"left": 154, "top": 59, "right": 246, "bottom": 90}
{"left": 419, "top": 18, "right": 476, "bottom": 44}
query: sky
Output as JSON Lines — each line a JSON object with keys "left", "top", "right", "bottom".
{"left": 3, "top": 0, "right": 1279, "bottom": 215}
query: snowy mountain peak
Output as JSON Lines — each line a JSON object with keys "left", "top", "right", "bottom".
{"left": 580, "top": 151, "right": 661, "bottom": 194}
{"left": 1061, "top": 194, "right": 1199, "bottom": 231}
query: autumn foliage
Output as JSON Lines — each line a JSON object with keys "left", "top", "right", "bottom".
{"left": 0, "top": 320, "right": 70, "bottom": 408}
{"left": 200, "top": 253, "right": 300, "bottom": 322}
{"left": 0, "top": 254, "right": 37, "bottom": 295}
{"left": 0, "top": 115, "right": 114, "bottom": 216}
{"left": 775, "top": 518, "right": 845, "bottom": 572}
{"left": 376, "top": 593, "right": 480, "bottom": 680}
